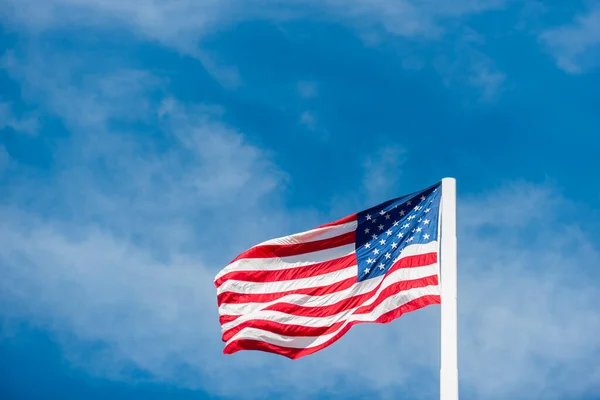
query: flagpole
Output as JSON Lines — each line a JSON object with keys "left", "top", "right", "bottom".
{"left": 440, "top": 177, "right": 458, "bottom": 400}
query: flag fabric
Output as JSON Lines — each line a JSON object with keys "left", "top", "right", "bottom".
{"left": 214, "top": 182, "right": 443, "bottom": 359}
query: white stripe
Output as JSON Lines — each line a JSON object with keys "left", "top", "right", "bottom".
{"left": 218, "top": 241, "right": 439, "bottom": 310}
{"left": 258, "top": 221, "right": 357, "bottom": 246}
{"left": 220, "top": 263, "right": 439, "bottom": 333}
{"left": 215, "top": 243, "right": 355, "bottom": 282}
{"left": 217, "top": 264, "right": 357, "bottom": 296}
{"left": 225, "top": 285, "right": 439, "bottom": 349}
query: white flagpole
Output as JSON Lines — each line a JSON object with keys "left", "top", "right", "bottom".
{"left": 440, "top": 177, "right": 458, "bottom": 400}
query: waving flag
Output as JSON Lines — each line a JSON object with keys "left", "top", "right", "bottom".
{"left": 214, "top": 182, "right": 443, "bottom": 359}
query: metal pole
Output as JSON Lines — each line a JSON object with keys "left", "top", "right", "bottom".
{"left": 440, "top": 177, "right": 458, "bottom": 400}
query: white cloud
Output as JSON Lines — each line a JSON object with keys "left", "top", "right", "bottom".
{"left": 298, "top": 110, "right": 329, "bottom": 140}
{"left": 0, "top": 145, "right": 9, "bottom": 172}
{"left": 469, "top": 63, "right": 506, "bottom": 101}
{"left": 297, "top": 81, "right": 318, "bottom": 99}
{"left": 0, "top": 102, "right": 39, "bottom": 135}
{"left": 541, "top": 6, "right": 600, "bottom": 73}
{"left": 324, "top": 0, "right": 510, "bottom": 38}
{"left": 362, "top": 146, "right": 408, "bottom": 205}
{"left": 299, "top": 110, "right": 317, "bottom": 129}
{"left": 0, "top": 42, "right": 294, "bottom": 255}
{"left": 456, "top": 183, "right": 600, "bottom": 398}
{"left": 1, "top": 0, "right": 228, "bottom": 51}
{"left": 0, "top": 43, "right": 306, "bottom": 396}
{"left": 433, "top": 28, "right": 506, "bottom": 102}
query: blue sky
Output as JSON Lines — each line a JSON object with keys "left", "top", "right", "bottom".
{"left": 1, "top": 1, "right": 600, "bottom": 399}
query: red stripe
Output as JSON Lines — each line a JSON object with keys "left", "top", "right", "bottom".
{"left": 219, "top": 314, "right": 239, "bottom": 325}
{"left": 224, "top": 318, "right": 347, "bottom": 342}
{"left": 382, "top": 252, "right": 437, "bottom": 279}
{"left": 216, "top": 252, "right": 437, "bottom": 307}
{"left": 220, "top": 275, "right": 438, "bottom": 342}
{"left": 229, "top": 231, "right": 356, "bottom": 263}
{"left": 316, "top": 213, "right": 357, "bottom": 228}
{"left": 223, "top": 295, "right": 440, "bottom": 359}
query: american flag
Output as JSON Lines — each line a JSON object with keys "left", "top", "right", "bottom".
{"left": 214, "top": 182, "right": 442, "bottom": 359}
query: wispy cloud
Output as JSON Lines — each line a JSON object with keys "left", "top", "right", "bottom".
{"left": 297, "top": 81, "right": 318, "bottom": 99}
{"left": 2, "top": 0, "right": 512, "bottom": 42}
{"left": 0, "top": 145, "right": 9, "bottom": 173}
{"left": 299, "top": 110, "right": 317, "bottom": 130}
{"left": 468, "top": 63, "right": 506, "bottom": 101}
{"left": 0, "top": 102, "right": 39, "bottom": 135}
{"left": 1, "top": 0, "right": 229, "bottom": 52}
{"left": 323, "top": 0, "right": 510, "bottom": 38}
{"left": 458, "top": 182, "right": 600, "bottom": 398}
{"left": 1, "top": 0, "right": 511, "bottom": 97}
{"left": 432, "top": 28, "right": 506, "bottom": 102}
{"left": 540, "top": 6, "right": 600, "bottom": 73}
{"left": 0, "top": 42, "right": 304, "bottom": 396}
{"left": 362, "top": 146, "right": 408, "bottom": 205}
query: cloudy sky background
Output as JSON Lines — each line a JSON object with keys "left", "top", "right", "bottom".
{"left": 1, "top": 1, "right": 600, "bottom": 399}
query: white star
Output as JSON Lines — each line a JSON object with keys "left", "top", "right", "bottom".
{"left": 420, "top": 195, "right": 426, "bottom": 201}
{"left": 364, "top": 228, "right": 370, "bottom": 234}
{"left": 379, "top": 263, "right": 385, "bottom": 270}
{"left": 397, "top": 232, "right": 403, "bottom": 238}
{"left": 407, "top": 200, "right": 412, "bottom": 206}
{"left": 424, "top": 219, "right": 430, "bottom": 225}
{"left": 365, "top": 214, "right": 372, "bottom": 220}
{"left": 425, "top": 208, "right": 431, "bottom": 213}
{"left": 364, "top": 243, "right": 371, "bottom": 249}
{"left": 418, "top": 218, "right": 422, "bottom": 223}
{"left": 391, "top": 242, "right": 398, "bottom": 249}
{"left": 423, "top": 233, "right": 430, "bottom": 240}
{"left": 408, "top": 215, "right": 415, "bottom": 220}
{"left": 373, "top": 249, "right": 380, "bottom": 255}
{"left": 372, "top": 218, "right": 377, "bottom": 223}
{"left": 384, "top": 252, "right": 391, "bottom": 259}
{"left": 378, "top": 224, "right": 384, "bottom": 230}
{"left": 385, "top": 214, "right": 391, "bottom": 220}
{"left": 379, "top": 210, "right": 386, "bottom": 216}
{"left": 364, "top": 267, "right": 370, "bottom": 274}
{"left": 402, "top": 223, "right": 410, "bottom": 229}
{"left": 372, "top": 234, "right": 377, "bottom": 240}
{"left": 379, "top": 239, "right": 387, "bottom": 245}
{"left": 393, "top": 220, "right": 399, "bottom": 227}
{"left": 408, "top": 236, "right": 414, "bottom": 242}
{"left": 399, "top": 210, "right": 405, "bottom": 216}
{"left": 386, "top": 229, "right": 393, "bottom": 236}
{"left": 367, "top": 258, "right": 375, "bottom": 264}
{"left": 416, "top": 227, "right": 422, "bottom": 233}
{"left": 414, "top": 205, "right": 421, "bottom": 211}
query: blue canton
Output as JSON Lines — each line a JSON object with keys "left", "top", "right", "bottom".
{"left": 355, "top": 183, "right": 441, "bottom": 281}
